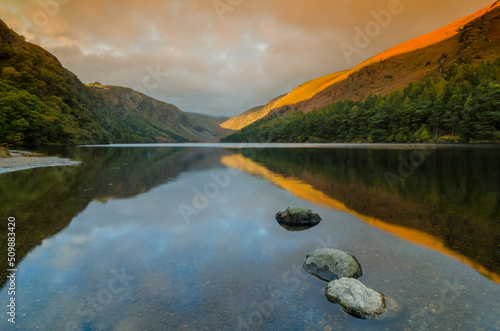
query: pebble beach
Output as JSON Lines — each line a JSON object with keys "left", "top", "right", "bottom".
{"left": 0, "top": 150, "right": 81, "bottom": 175}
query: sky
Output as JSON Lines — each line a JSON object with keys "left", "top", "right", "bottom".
{"left": 0, "top": 0, "right": 495, "bottom": 117}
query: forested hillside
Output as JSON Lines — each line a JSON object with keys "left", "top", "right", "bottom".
{"left": 222, "top": 60, "right": 500, "bottom": 143}
{"left": 0, "top": 19, "right": 225, "bottom": 146}
{"left": 0, "top": 19, "right": 109, "bottom": 145}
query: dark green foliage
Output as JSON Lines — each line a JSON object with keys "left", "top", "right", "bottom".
{"left": 222, "top": 60, "right": 500, "bottom": 143}
{"left": 0, "top": 82, "right": 65, "bottom": 145}
{"left": 0, "top": 22, "right": 109, "bottom": 146}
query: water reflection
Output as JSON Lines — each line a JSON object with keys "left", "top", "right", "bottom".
{"left": 0, "top": 145, "right": 499, "bottom": 330}
{"left": 276, "top": 222, "right": 319, "bottom": 232}
{"left": 227, "top": 147, "right": 500, "bottom": 283}
{"left": 0, "top": 147, "right": 224, "bottom": 285}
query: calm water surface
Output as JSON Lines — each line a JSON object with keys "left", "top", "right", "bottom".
{"left": 0, "top": 144, "right": 499, "bottom": 330}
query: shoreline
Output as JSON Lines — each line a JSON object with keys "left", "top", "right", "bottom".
{"left": 0, "top": 150, "right": 82, "bottom": 175}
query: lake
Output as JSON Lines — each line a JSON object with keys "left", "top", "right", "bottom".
{"left": 0, "top": 144, "right": 499, "bottom": 330}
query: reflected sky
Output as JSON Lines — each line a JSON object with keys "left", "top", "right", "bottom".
{"left": 1, "top": 146, "right": 499, "bottom": 330}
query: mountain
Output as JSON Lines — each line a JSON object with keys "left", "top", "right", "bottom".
{"left": 222, "top": 1, "right": 500, "bottom": 132}
{"left": 87, "top": 83, "right": 228, "bottom": 143}
{"left": 184, "top": 112, "right": 232, "bottom": 141}
{"left": 0, "top": 19, "right": 226, "bottom": 146}
{"left": 221, "top": 72, "right": 347, "bottom": 130}
{"left": 221, "top": 96, "right": 285, "bottom": 131}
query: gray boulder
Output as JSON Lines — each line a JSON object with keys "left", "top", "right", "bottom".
{"left": 325, "top": 278, "right": 386, "bottom": 319}
{"left": 275, "top": 206, "right": 321, "bottom": 226}
{"left": 302, "top": 248, "right": 362, "bottom": 281}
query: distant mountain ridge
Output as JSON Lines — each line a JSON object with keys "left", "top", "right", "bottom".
{"left": 87, "top": 83, "right": 229, "bottom": 142}
{"left": 0, "top": 20, "right": 227, "bottom": 145}
{"left": 184, "top": 112, "right": 232, "bottom": 141}
{"left": 222, "top": 1, "right": 500, "bottom": 130}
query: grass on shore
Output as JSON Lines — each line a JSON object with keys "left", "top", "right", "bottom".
{"left": 0, "top": 147, "right": 10, "bottom": 158}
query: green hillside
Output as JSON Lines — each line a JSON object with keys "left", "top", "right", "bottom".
{"left": 0, "top": 19, "right": 109, "bottom": 145}
{"left": 0, "top": 19, "right": 224, "bottom": 146}
{"left": 87, "top": 83, "right": 226, "bottom": 143}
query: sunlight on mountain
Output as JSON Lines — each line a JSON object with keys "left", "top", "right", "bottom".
{"left": 222, "top": 1, "right": 500, "bottom": 131}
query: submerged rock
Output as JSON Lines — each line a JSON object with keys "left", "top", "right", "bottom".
{"left": 275, "top": 206, "right": 321, "bottom": 227}
{"left": 325, "top": 277, "right": 386, "bottom": 319}
{"left": 302, "top": 248, "right": 362, "bottom": 281}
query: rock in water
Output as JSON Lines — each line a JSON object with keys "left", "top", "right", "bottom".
{"left": 302, "top": 248, "right": 362, "bottom": 281}
{"left": 275, "top": 206, "right": 321, "bottom": 226}
{"left": 325, "top": 278, "right": 386, "bottom": 319}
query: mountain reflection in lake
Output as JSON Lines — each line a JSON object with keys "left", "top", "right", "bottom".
{"left": 0, "top": 144, "right": 499, "bottom": 330}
